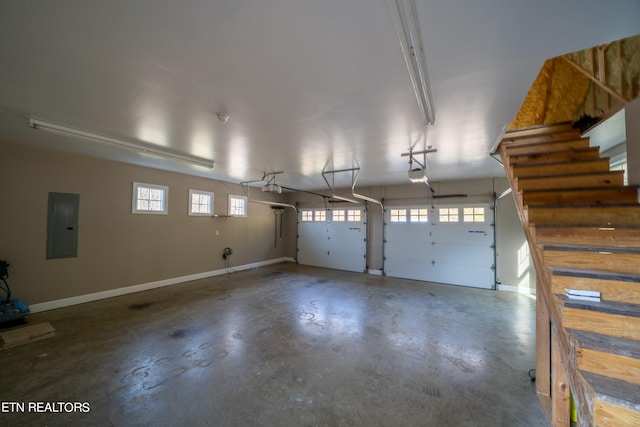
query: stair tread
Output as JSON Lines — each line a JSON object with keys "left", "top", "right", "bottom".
{"left": 544, "top": 244, "right": 640, "bottom": 254}
{"left": 528, "top": 202, "right": 640, "bottom": 209}
{"left": 581, "top": 371, "right": 640, "bottom": 411}
{"left": 527, "top": 205, "right": 640, "bottom": 226}
{"left": 513, "top": 158, "right": 609, "bottom": 168}
{"left": 568, "top": 329, "right": 640, "bottom": 359}
{"left": 551, "top": 267, "right": 640, "bottom": 283}
{"left": 535, "top": 226, "right": 640, "bottom": 248}
{"left": 502, "top": 133, "right": 584, "bottom": 147}
{"left": 510, "top": 146, "right": 600, "bottom": 158}
{"left": 516, "top": 170, "right": 615, "bottom": 179}
{"left": 558, "top": 294, "right": 640, "bottom": 318}
{"left": 522, "top": 187, "right": 639, "bottom": 206}
{"left": 501, "top": 123, "right": 578, "bottom": 142}
{"left": 514, "top": 171, "right": 624, "bottom": 191}
{"left": 524, "top": 186, "right": 637, "bottom": 194}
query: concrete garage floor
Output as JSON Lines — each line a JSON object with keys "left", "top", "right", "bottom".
{"left": 0, "top": 263, "right": 548, "bottom": 426}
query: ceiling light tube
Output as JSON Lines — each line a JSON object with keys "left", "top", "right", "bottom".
{"left": 388, "top": 0, "right": 435, "bottom": 125}
{"left": 28, "top": 118, "right": 214, "bottom": 169}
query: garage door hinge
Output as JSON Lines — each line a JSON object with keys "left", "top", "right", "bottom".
{"left": 491, "top": 264, "right": 496, "bottom": 270}
{"left": 431, "top": 260, "right": 436, "bottom": 266}
{"left": 490, "top": 244, "right": 495, "bottom": 249}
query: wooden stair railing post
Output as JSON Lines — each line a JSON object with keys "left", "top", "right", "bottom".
{"left": 536, "top": 275, "right": 552, "bottom": 402}
{"left": 552, "top": 323, "right": 571, "bottom": 426}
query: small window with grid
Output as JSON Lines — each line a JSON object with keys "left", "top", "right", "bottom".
{"left": 132, "top": 182, "right": 168, "bottom": 214}
{"left": 390, "top": 209, "right": 407, "bottom": 222}
{"left": 301, "top": 210, "right": 314, "bottom": 222}
{"left": 439, "top": 207, "right": 459, "bottom": 223}
{"left": 463, "top": 207, "right": 485, "bottom": 223}
{"left": 332, "top": 210, "right": 345, "bottom": 222}
{"left": 347, "top": 209, "right": 361, "bottom": 222}
{"left": 189, "top": 190, "right": 213, "bottom": 216}
{"left": 228, "top": 195, "right": 247, "bottom": 217}
{"left": 410, "top": 208, "right": 428, "bottom": 223}
{"left": 314, "top": 210, "right": 326, "bottom": 222}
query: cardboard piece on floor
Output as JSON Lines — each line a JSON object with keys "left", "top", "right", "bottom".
{"left": 0, "top": 322, "right": 55, "bottom": 349}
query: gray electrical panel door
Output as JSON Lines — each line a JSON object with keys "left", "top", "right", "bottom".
{"left": 47, "top": 192, "right": 80, "bottom": 259}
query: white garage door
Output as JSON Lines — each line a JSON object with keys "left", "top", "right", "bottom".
{"left": 298, "top": 208, "right": 366, "bottom": 273}
{"left": 385, "top": 204, "right": 494, "bottom": 289}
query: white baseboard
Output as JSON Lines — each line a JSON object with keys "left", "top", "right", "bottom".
{"left": 497, "top": 284, "right": 536, "bottom": 295}
{"left": 29, "top": 257, "right": 296, "bottom": 314}
{"left": 367, "top": 269, "right": 383, "bottom": 276}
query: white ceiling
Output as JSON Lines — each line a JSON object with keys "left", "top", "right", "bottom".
{"left": 1, "top": 1, "right": 639, "bottom": 191}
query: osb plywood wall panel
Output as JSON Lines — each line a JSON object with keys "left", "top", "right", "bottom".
{"left": 509, "top": 58, "right": 589, "bottom": 129}
{"left": 509, "top": 34, "right": 640, "bottom": 131}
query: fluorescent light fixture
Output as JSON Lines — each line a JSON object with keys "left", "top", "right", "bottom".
{"left": 28, "top": 118, "right": 214, "bottom": 169}
{"left": 388, "top": 0, "right": 435, "bottom": 125}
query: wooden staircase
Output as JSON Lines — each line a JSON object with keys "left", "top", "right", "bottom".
{"left": 497, "top": 123, "right": 640, "bottom": 426}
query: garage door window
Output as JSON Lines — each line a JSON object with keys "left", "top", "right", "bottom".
{"left": 410, "top": 208, "right": 428, "bottom": 223}
{"left": 390, "top": 209, "right": 407, "bottom": 222}
{"left": 302, "top": 209, "right": 327, "bottom": 222}
{"left": 347, "top": 209, "right": 361, "bottom": 222}
{"left": 332, "top": 210, "right": 346, "bottom": 222}
{"left": 439, "top": 207, "right": 459, "bottom": 223}
{"left": 463, "top": 207, "right": 485, "bottom": 223}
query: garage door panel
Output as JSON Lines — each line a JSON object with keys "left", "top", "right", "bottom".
{"left": 298, "top": 209, "right": 366, "bottom": 273}
{"left": 298, "top": 251, "right": 332, "bottom": 269}
{"left": 386, "top": 241, "right": 433, "bottom": 261}
{"left": 384, "top": 204, "right": 494, "bottom": 289}
{"left": 428, "top": 263, "right": 494, "bottom": 289}
{"left": 329, "top": 253, "right": 366, "bottom": 273}
{"left": 432, "top": 243, "right": 494, "bottom": 266}
{"left": 385, "top": 258, "right": 436, "bottom": 281}
{"left": 432, "top": 225, "right": 492, "bottom": 245}
{"left": 385, "top": 224, "right": 430, "bottom": 241}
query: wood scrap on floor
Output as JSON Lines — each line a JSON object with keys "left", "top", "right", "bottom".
{"left": 0, "top": 322, "right": 55, "bottom": 349}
